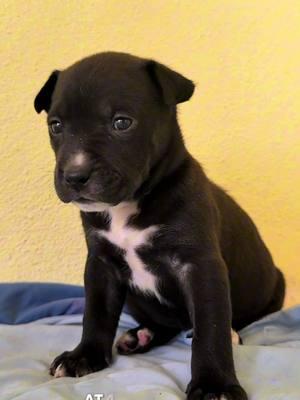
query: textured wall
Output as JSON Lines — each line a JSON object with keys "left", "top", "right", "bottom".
{"left": 0, "top": 1, "right": 299, "bottom": 304}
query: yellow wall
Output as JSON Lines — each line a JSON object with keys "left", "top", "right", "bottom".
{"left": 1, "top": 1, "right": 299, "bottom": 305}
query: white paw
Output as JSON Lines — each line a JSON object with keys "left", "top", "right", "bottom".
{"left": 116, "top": 327, "right": 154, "bottom": 354}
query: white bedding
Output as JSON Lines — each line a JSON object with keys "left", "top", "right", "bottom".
{"left": 1, "top": 309, "right": 300, "bottom": 400}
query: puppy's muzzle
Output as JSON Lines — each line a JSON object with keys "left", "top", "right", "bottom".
{"left": 57, "top": 158, "right": 124, "bottom": 204}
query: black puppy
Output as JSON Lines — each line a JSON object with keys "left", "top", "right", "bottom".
{"left": 34, "top": 52, "right": 285, "bottom": 400}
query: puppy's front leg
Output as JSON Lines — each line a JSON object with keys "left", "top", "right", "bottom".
{"left": 183, "top": 256, "right": 247, "bottom": 400}
{"left": 50, "top": 253, "right": 126, "bottom": 378}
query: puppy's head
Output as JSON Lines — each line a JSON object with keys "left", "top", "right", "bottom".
{"left": 34, "top": 52, "right": 194, "bottom": 212}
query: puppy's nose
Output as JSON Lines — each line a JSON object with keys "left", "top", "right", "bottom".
{"left": 64, "top": 169, "right": 91, "bottom": 186}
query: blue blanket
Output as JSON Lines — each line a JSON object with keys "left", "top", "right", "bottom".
{"left": 0, "top": 282, "right": 84, "bottom": 324}
{"left": 0, "top": 283, "right": 299, "bottom": 399}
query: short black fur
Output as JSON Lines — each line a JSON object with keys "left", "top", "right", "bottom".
{"left": 35, "top": 52, "right": 285, "bottom": 400}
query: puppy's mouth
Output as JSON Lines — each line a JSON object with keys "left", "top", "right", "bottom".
{"left": 72, "top": 197, "right": 112, "bottom": 212}
{"left": 75, "top": 197, "right": 95, "bottom": 204}
{"left": 54, "top": 166, "right": 140, "bottom": 211}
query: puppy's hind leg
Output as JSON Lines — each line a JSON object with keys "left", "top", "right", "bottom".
{"left": 116, "top": 325, "right": 180, "bottom": 355}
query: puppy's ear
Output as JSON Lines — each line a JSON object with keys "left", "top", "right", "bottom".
{"left": 146, "top": 60, "right": 195, "bottom": 105}
{"left": 34, "top": 70, "right": 60, "bottom": 114}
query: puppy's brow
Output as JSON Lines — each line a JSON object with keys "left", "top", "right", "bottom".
{"left": 99, "top": 104, "right": 112, "bottom": 118}
{"left": 79, "top": 62, "right": 102, "bottom": 96}
{"left": 79, "top": 84, "right": 85, "bottom": 96}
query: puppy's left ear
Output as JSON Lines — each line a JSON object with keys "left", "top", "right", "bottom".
{"left": 146, "top": 60, "right": 195, "bottom": 105}
{"left": 34, "top": 70, "right": 60, "bottom": 114}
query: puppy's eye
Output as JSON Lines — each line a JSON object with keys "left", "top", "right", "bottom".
{"left": 112, "top": 117, "right": 132, "bottom": 131}
{"left": 49, "top": 120, "right": 63, "bottom": 135}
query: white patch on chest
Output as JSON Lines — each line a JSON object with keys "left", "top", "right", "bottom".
{"left": 98, "top": 202, "right": 160, "bottom": 300}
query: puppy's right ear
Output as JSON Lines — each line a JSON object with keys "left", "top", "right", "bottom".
{"left": 34, "top": 70, "right": 60, "bottom": 114}
{"left": 145, "top": 60, "right": 195, "bottom": 106}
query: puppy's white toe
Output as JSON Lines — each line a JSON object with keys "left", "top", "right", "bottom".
{"left": 54, "top": 363, "right": 67, "bottom": 378}
{"left": 231, "top": 329, "right": 240, "bottom": 345}
{"left": 136, "top": 328, "right": 154, "bottom": 346}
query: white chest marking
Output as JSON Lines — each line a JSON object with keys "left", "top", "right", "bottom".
{"left": 98, "top": 202, "right": 160, "bottom": 299}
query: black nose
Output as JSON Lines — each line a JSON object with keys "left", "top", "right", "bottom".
{"left": 64, "top": 169, "right": 91, "bottom": 186}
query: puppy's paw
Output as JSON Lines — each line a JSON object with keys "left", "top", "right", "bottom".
{"left": 50, "top": 347, "right": 109, "bottom": 378}
{"left": 116, "top": 326, "right": 154, "bottom": 355}
{"left": 231, "top": 329, "right": 243, "bottom": 345}
{"left": 186, "top": 384, "right": 248, "bottom": 400}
